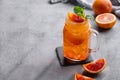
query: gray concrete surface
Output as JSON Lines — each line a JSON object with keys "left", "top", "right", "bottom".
{"left": 0, "top": 0, "right": 120, "bottom": 80}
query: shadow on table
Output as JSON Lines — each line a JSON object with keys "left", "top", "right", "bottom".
{"left": 82, "top": 70, "right": 99, "bottom": 78}
{"left": 97, "top": 27, "right": 113, "bottom": 33}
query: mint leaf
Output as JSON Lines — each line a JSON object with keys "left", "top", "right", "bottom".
{"left": 74, "top": 6, "right": 94, "bottom": 20}
{"left": 74, "top": 6, "right": 85, "bottom": 18}
{"left": 85, "top": 15, "right": 94, "bottom": 20}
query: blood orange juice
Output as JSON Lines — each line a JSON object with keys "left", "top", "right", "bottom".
{"left": 63, "top": 17, "right": 92, "bottom": 61}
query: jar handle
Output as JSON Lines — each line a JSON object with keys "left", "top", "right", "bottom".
{"left": 90, "top": 29, "right": 100, "bottom": 52}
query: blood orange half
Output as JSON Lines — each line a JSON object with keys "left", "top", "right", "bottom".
{"left": 83, "top": 58, "right": 106, "bottom": 74}
{"left": 75, "top": 73, "right": 95, "bottom": 80}
{"left": 95, "top": 13, "right": 116, "bottom": 29}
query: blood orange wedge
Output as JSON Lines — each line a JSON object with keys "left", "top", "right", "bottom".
{"left": 95, "top": 13, "right": 116, "bottom": 29}
{"left": 68, "top": 12, "right": 84, "bottom": 23}
{"left": 75, "top": 73, "right": 95, "bottom": 80}
{"left": 83, "top": 58, "right": 106, "bottom": 74}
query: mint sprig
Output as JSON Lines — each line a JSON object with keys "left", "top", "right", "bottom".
{"left": 85, "top": 15, "right": 94, "bottom": 20}
{"left": 74, "top": 6, "right": 86, "bottom": 18}
{"left": 74, "top": 6, "right": 94, "bottom": 20}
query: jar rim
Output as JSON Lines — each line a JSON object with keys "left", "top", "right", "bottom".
{"left": 65, "top": 17, "right": 89, "bottom": 25}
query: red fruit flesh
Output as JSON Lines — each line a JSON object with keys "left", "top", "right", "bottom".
{"left": 72, "top": 14, "right": 84, "bottom": 22}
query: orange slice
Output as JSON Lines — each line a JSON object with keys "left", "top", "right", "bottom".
{"left": 95, "top": 13, "right": 116, "bottom": 29}
{"left": 75, "top": 73, "right": 95, "bottom": 80}
{"left": 83, "top": 58, "right": 106, "bottom": 74}
{"left": 68, "top": 12, "right": 84, "bottom": 22}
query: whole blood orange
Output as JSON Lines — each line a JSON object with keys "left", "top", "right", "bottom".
{"left": 92, "top": 0, "right": 112, "bottom": 15}
{"left": 75, "top": 73, "right": 95, "bottom": 80}
{"left": 95, "top": 13, "right": 116, "bottom": 29}
{"left": 83, "top": 58, "right": 106, "bottom": 74}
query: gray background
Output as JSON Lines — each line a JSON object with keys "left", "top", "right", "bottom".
{"left": 0, "top": 0, "right": 120, "bottom": 80}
